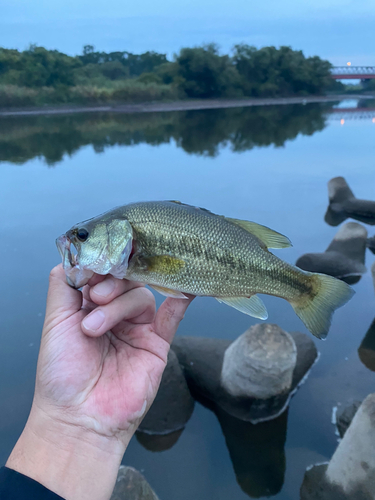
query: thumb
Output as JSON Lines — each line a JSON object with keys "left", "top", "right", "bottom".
{"left": 43, "top": 264, "right": 83, "bottom": 330}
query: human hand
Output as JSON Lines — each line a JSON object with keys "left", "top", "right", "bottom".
{"left": 7, "top": 265, "right": 193, "bottom": 500}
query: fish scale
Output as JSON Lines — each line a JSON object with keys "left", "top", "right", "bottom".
{"left": 123, "top": 201, "right": 310, "bottom": 298}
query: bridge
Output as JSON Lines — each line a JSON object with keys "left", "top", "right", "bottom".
{"left": 331, "top": 66, "right": 375, "bottom": 79}
{"left": 327, "top": 107, "right": 375, "bottom": 122}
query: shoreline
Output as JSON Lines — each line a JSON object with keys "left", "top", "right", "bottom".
{"left": 0, "top": 94, "right": 374, "bottom": 117}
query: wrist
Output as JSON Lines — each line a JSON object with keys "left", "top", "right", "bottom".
{"left": 6, "top": 405, "right": 127, "bottom": 500}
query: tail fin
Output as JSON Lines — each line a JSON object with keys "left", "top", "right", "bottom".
{"left": 291, "top": 272, "right": 354, "bottom": 339}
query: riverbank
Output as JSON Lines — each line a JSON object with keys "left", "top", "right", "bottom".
{"left": 1, "top": 94, "right": 374, "bottom": 117}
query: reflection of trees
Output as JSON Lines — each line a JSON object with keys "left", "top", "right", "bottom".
{"left": 0, "top": 103, "right": 329, "bottom": 166}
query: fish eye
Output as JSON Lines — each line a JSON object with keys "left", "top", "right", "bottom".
{"left": 77, "top": 228, "right": 89, "bottom": 242}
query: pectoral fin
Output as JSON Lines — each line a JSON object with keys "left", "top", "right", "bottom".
{"left": 216, "top": 295, "right": 268, "bottom": 320}
{"left": 149, "top": 285, "right": 188, "bottom": 299}
{"left": 226, "top": 218, "right": 292, "bottom": 249}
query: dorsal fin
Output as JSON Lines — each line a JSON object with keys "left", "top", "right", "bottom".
{"left": 226, "top": 218, "right": 292, "bottom": 249}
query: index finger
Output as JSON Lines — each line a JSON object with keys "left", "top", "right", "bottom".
{"left": 89, "top": 275, "right": 145, "bottom": 305}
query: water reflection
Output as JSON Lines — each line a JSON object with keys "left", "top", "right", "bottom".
{"left": 135, "top": 429, "right": 185, "bottom": 452}
{"left": 0, "top": 103, "right": 330, "bottom": 165}
{"left": 216, "top": 407, "right": 287, "bottom": 498}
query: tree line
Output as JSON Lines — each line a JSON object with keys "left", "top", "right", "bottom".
{"left": 0, "top": 43, "right": 341, "bottom": 104}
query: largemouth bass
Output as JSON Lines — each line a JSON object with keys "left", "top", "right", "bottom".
{"left": 56, "top": 201, "right": 354, "bottom": 339}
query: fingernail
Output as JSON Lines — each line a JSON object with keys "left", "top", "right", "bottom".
{"left": 94, "top": 278, "right": 115, "bottom": 297}
{"left": 83, "top": 310, "right": 105, "bottom": 332}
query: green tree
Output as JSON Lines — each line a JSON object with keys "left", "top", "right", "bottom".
{"left": 2, "top": 46, "right": 82, "bottom": 87}
{"left": 232, "top": 44, "right": 333, "bottom": 97}
{"left": 174, "top": 44, "right": 242, "bottom": 98}
{"left": 100, "top": 61, "right": 128, "bottom": 80}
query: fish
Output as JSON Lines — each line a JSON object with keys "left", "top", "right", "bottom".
{"left": 325, "top": 177, "right": 375, "bottom": 226}
{"left": 56, "top": 201, "right": 354, "bottom": 339}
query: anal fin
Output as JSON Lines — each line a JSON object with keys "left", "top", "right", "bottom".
{"left": 149, "top": 284, "right": 188, "bottom": 299}
{"left": 216, "top": 295, "right": 268, "bottom": 320}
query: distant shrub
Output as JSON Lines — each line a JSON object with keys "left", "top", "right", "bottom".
{"left": 136, "top": 72, "right": 163, "bottom": 85}
{"left": 111, "top": 81, "right": 179, "bottom": 102}
{"left": 0, "top": 81, "right": 179, "bottom": 108}
{"left": 0, "top": 85, "right": 46, "bottom": 107}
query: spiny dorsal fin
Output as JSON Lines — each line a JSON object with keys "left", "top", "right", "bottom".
{"left": 143, "top": 255, "right": 186, "bottom": 274}
{"left": 226, "top": 218, "right": 292, "bottom": 249}
{"left": 216, "top": 295, "right": 268, "bottom": 320}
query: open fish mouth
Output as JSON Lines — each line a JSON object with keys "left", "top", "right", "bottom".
{"left": 56, "top": 234, "right": 94, "bottom": 288}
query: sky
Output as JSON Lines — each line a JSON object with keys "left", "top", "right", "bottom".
{"left": 1, "top": 0, "right": 374, "bottom": 65}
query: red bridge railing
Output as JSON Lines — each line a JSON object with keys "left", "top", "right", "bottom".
{"left": 331, "top": 67, "right": 375, "bottom": 79}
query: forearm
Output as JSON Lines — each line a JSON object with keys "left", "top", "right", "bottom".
{"left": 6, "top": 406, "right": 128, "bottom": 500}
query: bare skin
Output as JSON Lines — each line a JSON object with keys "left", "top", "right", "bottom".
{"left": 6, "top": 264, "right": 193, "bottom": 500}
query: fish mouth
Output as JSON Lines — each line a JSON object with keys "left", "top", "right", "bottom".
{"left": 56, "top": 234, "right": 77, "bottom": 268}
{"left": 56, "top": 234, "right": 93, "bottom": 288}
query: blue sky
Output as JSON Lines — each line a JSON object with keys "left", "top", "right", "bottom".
{"left": 1, "top": 0, "right": 374, "bottom": 65}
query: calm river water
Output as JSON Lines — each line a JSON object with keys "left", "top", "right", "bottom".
{"left": 1, "top": 100, "right": 375, "bottom": 499}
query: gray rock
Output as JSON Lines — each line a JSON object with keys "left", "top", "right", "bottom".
{"left": 326, "top": 393, "right": 375, "bottom": 496}
{"left": 301, "top": 394, "right": 375, "bottom": 500}
{"left": 138, "top": 349, "right": 194, "bottom": 435}
{"left": 172, "top": 325, "right": 317, "bottom": 423}
{"left": 336, "top": 401, "right": 362, "bottom": 438}
{"left": 358, "top": 317, "right": 375, "bottom": 372}
{"left": 296, "top": 222, "right": 367, "bottom": 284}
{"left": 221, "top": 324, "right": 297, "bottom": 399}
{"left": 325, "top": 176, "right": 375, "bottom": 227}
{"left": 300, "top": 463, "right": 371, "bottom": 500}
{"left": 366, "top": 235, "right": 375, "bottom": 254}
{"left": 110, "top": 466, "right": 159, "bottom": 500}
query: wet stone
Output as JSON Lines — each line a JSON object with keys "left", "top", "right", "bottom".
{"left": 301, "top": 394, "right": 375, "bottom": 500}
{"left": 358, "top": 317, "right": 375, "bottom": 372}
{"left": 325, "top": 176, "right": 375, "bottom": 227}
{"left": 172, "top": 325, "right": 317, "bottom": 423}
{"left": 137, "top": 349, "right": 194, "bottom": 435}
{"left": 367, "top": 235, "right": 375, "bottom": 254}
{"left": 110, "top": 466, "right": 159, "bottom": 500}
{"left": 221, "top": 324, "right": 297, "bottom": 399}
{"left": 326, "top": 393, "right": 375, "bottom": 496}
{"left": 336, "top": 401, "right": 362, "bottom": 438}
{"left": 296, "top": 222, "right": 367, "bottom": 284}
{"left": 300, "top": 464, "right": 371, "bottom": 500}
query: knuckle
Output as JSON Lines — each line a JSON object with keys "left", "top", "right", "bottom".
{"left": 138, "top": 286, "right": 156, "bottom": 305}
{"left": 49, "top": 264, "right": 62, "bottom": 282}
